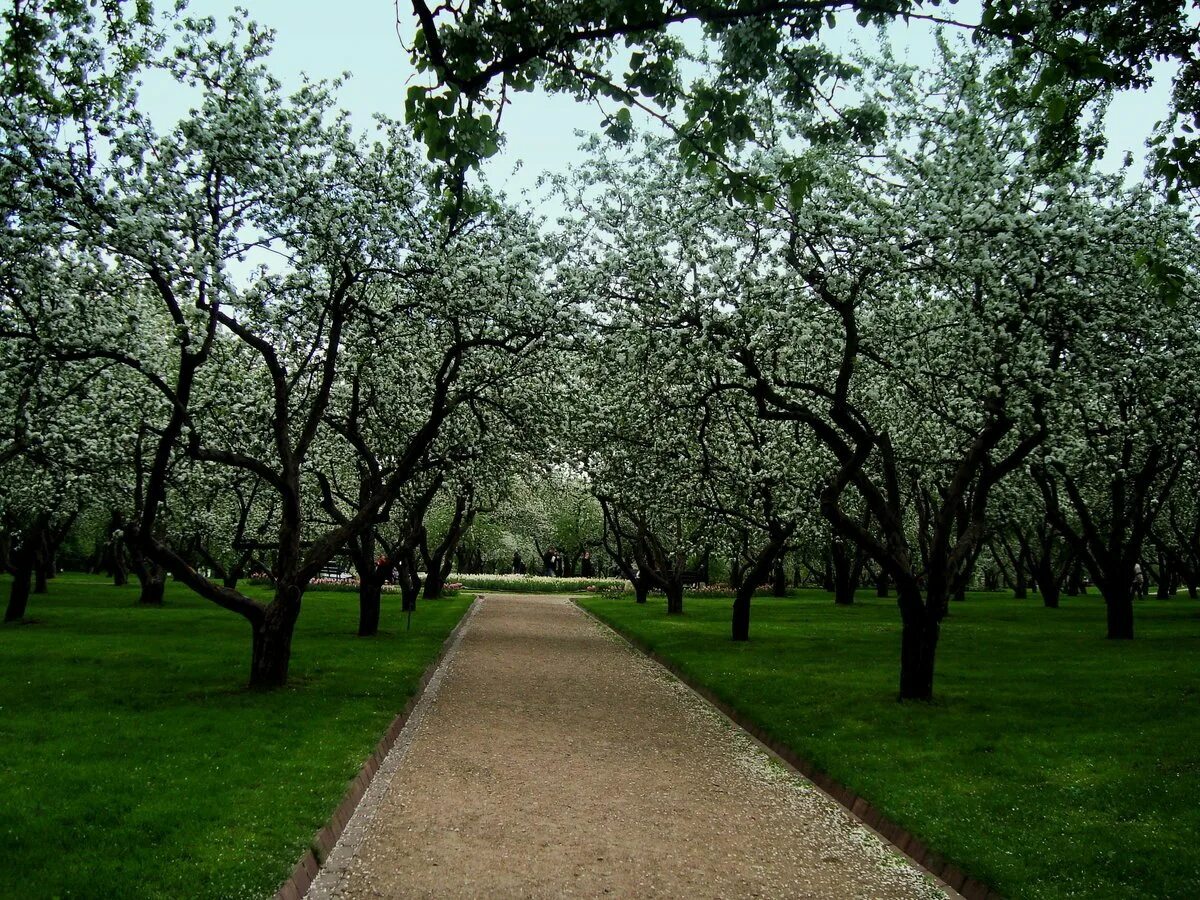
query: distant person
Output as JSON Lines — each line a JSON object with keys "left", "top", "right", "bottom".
{"left": 512, "top": 551, "right": 525, "bottom": 575}
{"left": 580, "top": 550, "right": 594, "bottom": 578}
{"left": 1133, "top": 562, "right": 1145, "bottom": 598}
{"left": 543, "top": 548, "right": 555, "bottom": 578}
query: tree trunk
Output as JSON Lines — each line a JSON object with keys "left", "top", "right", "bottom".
{"left": 250, "top": 596, "right": 301, "bottom": 688}
{"left": 33, "top": 564, "right": 49, "bottom": 595}
{"left": 1188, "top": 577, "right": 1198, "bottom": 600}
{"left": 5, "top": 556, "right": 33, "bottom": 623}
{"left": 634, "top": 581, "right": 648, "bottom": 604}
{"left": 731, "top": 586, "right": 753, "bottom": 641}
{"left": 1156, "top": 570, "right": 1172, "bottom": 599}
{"left": 1104, "top": 586, "right": 1135, "bottom": 640}
{"left": 832, "top": 541, "right": 858, "bottom": 606}
{"left": 423, "top": 567, "right": 446, "bottom": 599}
{"left": 898, "top": 615, "right": 940, "bottom": 701}
{"left": 821, "top": 553, "right": 835, "bottom": 592}
{"left": 1032, "top": 556, "right": 1062, "bottom": 608}
{"left": 771, "top": 560, "right": 787, "bottom": 597}
{"left": 1066, "top": 562, "right": 1086, "bottom": 596}
{"left": 875, "top": 570, "right": 890, "bottom": 597}
{"left": 358, "top": 577, "right": 382, "bottom": 637}
{"left": 981, "top": 567, "right": 996, "bottom": 591}
{"left": 400, "top": 575, "right": 420, "bottom": 613}
{"left": 136, "top": 566, "right": 166, "bottom": 606}
{"left": 1011, "top": 563, "right": 1027, "bottom": 599}
{"left": 665, "top": 582, "right": 684, "bottom": 615}
{"left": 223, "top": 574, "right": 240, "bottom": 589}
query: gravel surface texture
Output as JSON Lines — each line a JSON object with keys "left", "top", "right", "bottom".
{"left": 305, "top": 593, "right": 948, "bottom": 899}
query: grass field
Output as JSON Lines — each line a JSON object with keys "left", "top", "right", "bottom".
{"left": 577, "top": 589, "right": 1200, "bottom": 900}
{"left": 0, "top": 573, "right": 471, "bottom": 900}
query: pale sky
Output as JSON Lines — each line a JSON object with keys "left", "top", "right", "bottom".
{"left": 137, "top": 0, "right": 1176, "bottom": 209}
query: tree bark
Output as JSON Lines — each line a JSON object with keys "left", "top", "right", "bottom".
{"left": 5, "top": 555, "right": 33, "bottom": 623}
{"left": 131, "top": 557, "right": 166, "bottom": 606}
{"left": 875, "top": 570, "right": 890, "bottom": 597}
{"left": 400, "top": 574, "right": 420, "bottom": 612}
{"left": 112, "top": 555, "right": 128, "bottom": 586}
{"left": 634, "top": 580, "right": 648, "bottom": 604}
{"left": 250, "top": 593, "right": 301, "bottom": 688}
{"left": 899, "top": 615, "right": 940, "bottom": 701}
{"left": 139, "top": 575, "right": 166, "bottom": 606}
{"left": 1066, "top": 561, "right": 1086, "bottom": 596}
{"left": 731, "top": 585, "right": 753, "bottom": 641}
{"left": 358, "top": 578, "right": 383, "bottom": 636}
{"left": 1036, "top": 565, "right": 1061, "bottom": 608}
{"left": 771, "top": 560, "right": 787, "bottom": 597}
{"left": 1104, "top": 586, "right": 1135, "bottom": 639}
{"left": 664, "top": 581, "right": 684, "bottom": 615}
{"left": 831, "top": 539, "right": 859, "bottom": 606}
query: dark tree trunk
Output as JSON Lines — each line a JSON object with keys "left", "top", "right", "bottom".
{"left": 983, "top": 567, "right": 999, "bottom": 591}
{"left": 1066, "top": 562, "right": 1086, "bottom": 596}
{"left": 139, "top": 577, "right": 166, "bottom": 606}
{"left": 133, "top": 559, "right": 166, "bottom": 606}
{"left": 223, "top": 574, "right": 239, "bottom": 589}
{"left": 831, "top": 540, "right": 858, "bottom": 606}
{"left": 1155, "top": 557, "right": 1172, "bottom": 599}
{"left": 1012, "top": 565, "right": 1027, "bottom": 599}
{"left": 898, "top": 614, "right": 940, "bottom": 701}
{"left": 875, "top": 570, "right": 890, "bottom": 597}
{"left": 731, "top": 585, "right": 753, "bottom": 641}
{"left": 1104, "top": 586, "right": 1135, "bottom": 639}
{"left": 5, "top": 555, "right": 33, "bottom": 623}
{"left": 112, "top": 556, "right": 128, "bottom": 586}
{"left": 771, "top": 560, "right": 787, "bottom": 597}
{"left": 34, "top": 564, "right": 48, "bottom": 595}
{"left": 821, "top": 553, "right": 835, "bottom": 592}
{"left": 400, "top": 574, "right": 420, "bottom": 612}
{"left": 665, "top": 581, "right": 684, "bottom": 615}
{"left": 250, "top": 594, "right": 301, "bottom": 688}
{"left": 1037, "top": 564, "right": 1061, "bottom": 608}
{"left": 1188, "top": 577, "right": 1198, "bottom": 600}
{"left": 423, "top": 566, "right": 447, "bottom": 599}
{"left": 634, "top": 580, "right": 648, "bottom": 604}
{"left": 358, "top": 578, "right": 382, "bottom": 636}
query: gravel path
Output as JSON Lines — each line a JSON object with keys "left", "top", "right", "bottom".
{"left": 306, "top": 594, "right": 948, "bottom": 899}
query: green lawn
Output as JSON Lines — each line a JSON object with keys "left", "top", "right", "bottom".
{"left": 0, "top": 573, "right": 471, "bottom": 900}
{"left": 578, "top": 590, "right": 1200, "bottom": 900}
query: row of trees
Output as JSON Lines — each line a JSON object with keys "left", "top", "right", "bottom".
{"left": 558, "top": 45, "right": 1200, "bottom": 699}
{"left": 1, "top": 11, "right": 572, "bottom": 684}
{"left": 4, "top": 5, "right": 1199, "bottom": 703}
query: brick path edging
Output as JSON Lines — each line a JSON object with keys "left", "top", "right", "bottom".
{"left": 572, "top": 600, "right": 1000, "bottom": 900}
{"left": 273, "top": 597, "right": 482, "bottom": 900}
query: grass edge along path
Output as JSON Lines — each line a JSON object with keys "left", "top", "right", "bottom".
{"left": 575, "top": 590, "right": 1200, "bottom": 900}
{"left": 276, "top": 594, "right": 479, "bottom": 900}
{"left": 0, "top": 574, "right": 473, "bottom": 900}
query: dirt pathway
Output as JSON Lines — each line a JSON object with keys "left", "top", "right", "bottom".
{"left": 306, "top": 594, "right": 947, "bottom": 899}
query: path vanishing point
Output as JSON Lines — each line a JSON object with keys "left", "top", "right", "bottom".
{"left": 305, "top": 594, "right": 951, "bottom": 899}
